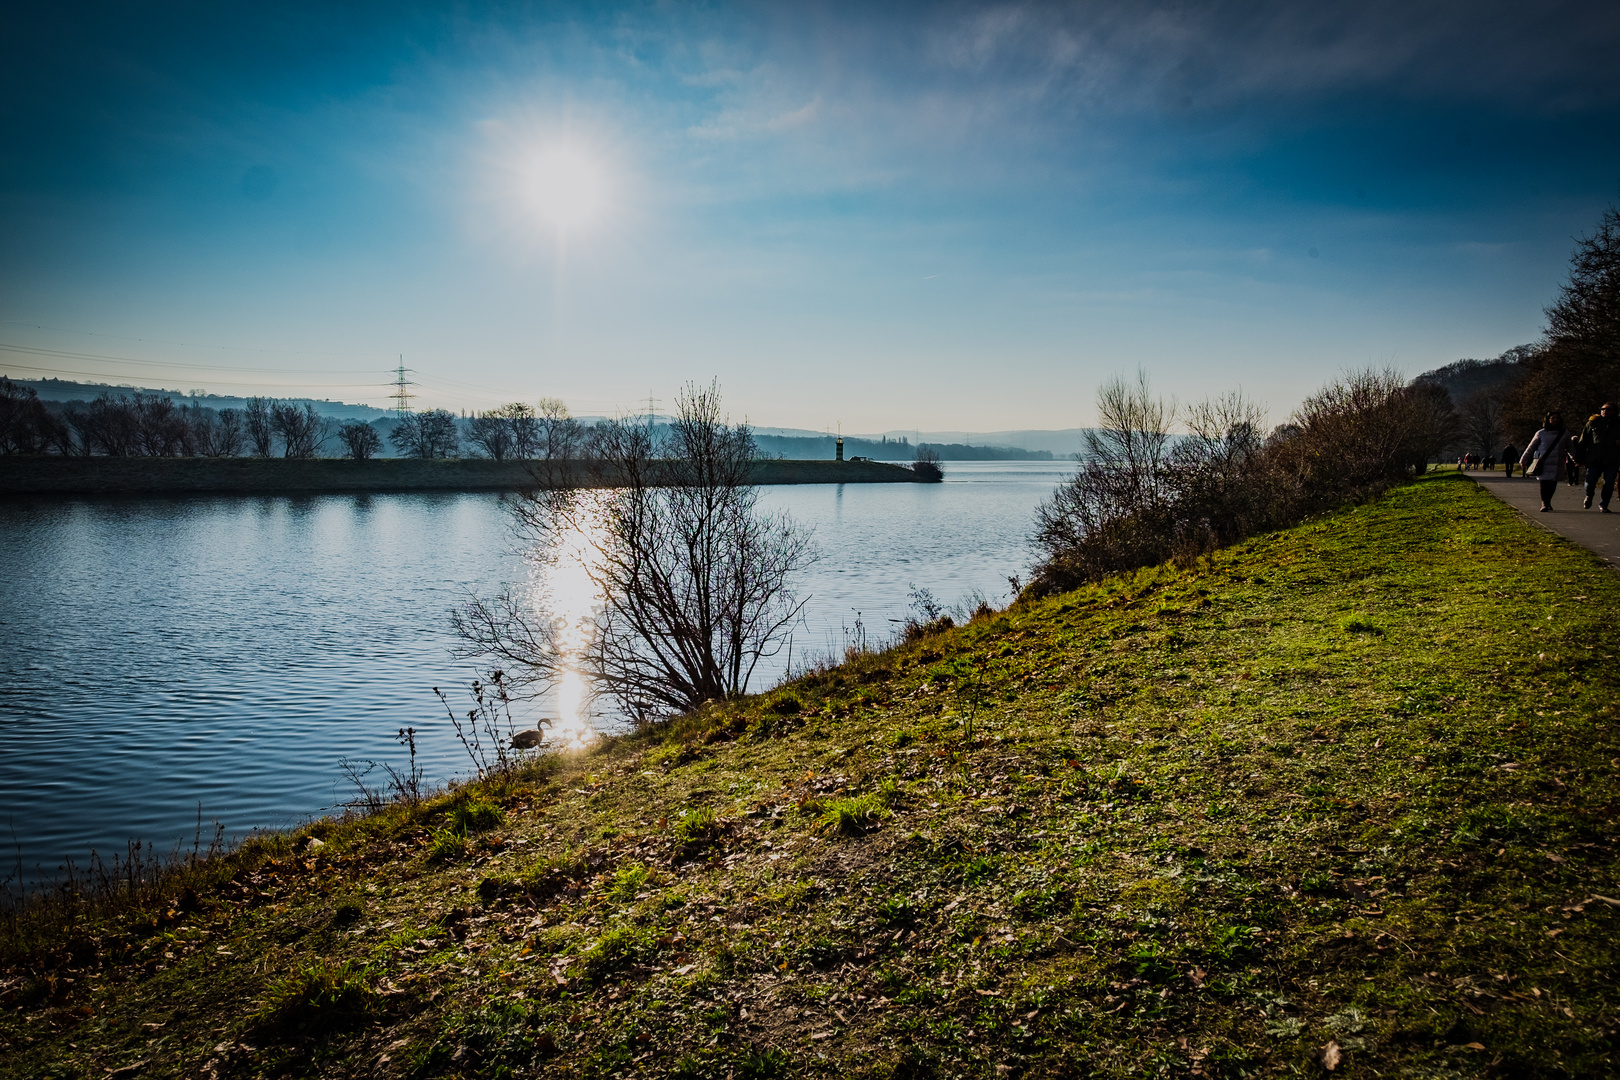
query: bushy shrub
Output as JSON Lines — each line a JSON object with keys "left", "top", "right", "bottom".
{"left": 911, "top": 445, "right": 944, "bottom": 481}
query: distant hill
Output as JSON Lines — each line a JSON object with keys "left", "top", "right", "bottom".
{"left": 1412, "top": 345, "right": 1535, "bottom": 403}
{"left": 754, "top": 427, "right": 1083, "bottom": 459}
{"left": 752, "top": 433, "right": 1052, "bottom": 461}
{"left": 9, "top": 377, "right": 392, "bottom": 420}
{"left": 876, "top": 428, "right": 1087, "bottom": 457}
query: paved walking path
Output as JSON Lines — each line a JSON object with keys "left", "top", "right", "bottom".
{"left": 1468, "top": 467, "right": 1620, "bottom": 571}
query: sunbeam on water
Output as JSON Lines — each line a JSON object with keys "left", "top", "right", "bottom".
{"left": 524, "top": 502, "right": 605, "bottom": 753}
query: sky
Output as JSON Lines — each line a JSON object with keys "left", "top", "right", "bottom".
{"left": 2, "top": 0, "right": 1618, "bottom": 432}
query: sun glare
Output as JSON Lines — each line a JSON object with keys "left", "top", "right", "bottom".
{"left": 523, "top": 145, "right": 608, "bottom": 232}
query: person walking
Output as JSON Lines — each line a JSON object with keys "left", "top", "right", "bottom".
{"left": 1502, "top": 443, "right": 1518, "bottom": 478}
{"left": 1575, "top": 402, "right": 1620, "bottom": 512}
{"left": 1520, "top": 412, "right": 1573, "bottom": 511}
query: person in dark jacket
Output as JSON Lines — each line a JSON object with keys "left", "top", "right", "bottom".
{"left": 1575, "top": 402, "right": 1620, "bottom": 512}
{"left": 1520, "top": 413, "right": 1573, "bottom": 512}
{"left": 1502, "top": 444, "right": 1517, "bottom": 478}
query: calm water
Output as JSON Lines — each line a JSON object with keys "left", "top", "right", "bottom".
{"left": 0, "top": 461, "right": 1069, "bottom": 882}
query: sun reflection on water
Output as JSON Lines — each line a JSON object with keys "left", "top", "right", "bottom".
{"left": 524, "top": 500, "right": 607, "bottom": 752}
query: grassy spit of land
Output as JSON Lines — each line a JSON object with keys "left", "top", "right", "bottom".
{"left": 0, "top": 457, "right": 928, "bottom": 496}
{"left": 3, "top": 473, "right": 1618, "bottom": 1079}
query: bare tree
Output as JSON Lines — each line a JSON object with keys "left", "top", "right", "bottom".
{"left": 184, "top": 404, "right": 216, "bottom": 456}
{"left": 1032, "top": 371, "right": 1181, "bottom": 586}
{"left": 213, "top": 409, "right": 245, "bottom": 457}
{"left": 465, "top": 410, "right": 516, "bottom": 460}
{"left": 505, "top": 403, "right": 541, "bottom": 458}
{"left": 389, "top": 408, "right": 460, "bottom": 458}
{"left": 1503, "top": 201, "right": 1620, "bottom": 433}
{"left": 337, "top": 421, "right": 382, "bottom": 460}
{"left": 537, "top": 397, "right": 580, "bottom": 460}
{"left": 133, "top": 394, "right": 187, "bottom": 456}
{"left": 1458, "top": 390, "right": 1505, "bottom": 459}
{"left": 271, "top": 402, "right": 329, "bottom": 458}
{"left": 74, "top": 393, "right": 140, "bottom": 456}
{"left": 244, "top": 397, "right": 276, "bottom": 457}
{"left": 0, "top": 378, "right": 62, "bottom": 454}
{"left": 454, "top": 383, "right": 817, "bottom": 717}
{"left": 1546, "top": 200, "right": 1620, "bottom": 367}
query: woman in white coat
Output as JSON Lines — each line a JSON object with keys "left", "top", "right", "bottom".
{"left": 1520, "top": 411, "right": 1574, "bottom": 512}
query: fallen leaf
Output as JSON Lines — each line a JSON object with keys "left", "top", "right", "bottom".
{"left": 1317, "top": 1041, "right": 1342, "bottom": 1071}
{"left": 1464, "top": 1042, "right": 1486, "bottom": 1050}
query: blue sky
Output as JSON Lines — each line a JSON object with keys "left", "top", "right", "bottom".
{"left": 2, "top": 1, "right": 1617, "bottom": 431}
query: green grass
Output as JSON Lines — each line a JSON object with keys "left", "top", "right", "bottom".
{"left": 3, "top": 474, "right": 1618, "bottom": 1078}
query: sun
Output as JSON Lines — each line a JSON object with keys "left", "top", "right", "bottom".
{"left": 522, "top": 145, "right": 609, "bottom": 232}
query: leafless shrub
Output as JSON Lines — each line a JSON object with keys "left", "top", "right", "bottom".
{"left": 1279, "top": 369, "right": 1455, "bottom": 495}
{"left": 434, "top": 674, "right": 526, "bottom": 780}
{"left": 337, "top": 727, "right": 425, "bottom": 811}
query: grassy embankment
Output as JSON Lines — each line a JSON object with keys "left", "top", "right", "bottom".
{"left": 0, "top": 457, "right": 926, "bottom": 496}
{"left": 3, "top": 473, "right": 1618, "bottom": 1078}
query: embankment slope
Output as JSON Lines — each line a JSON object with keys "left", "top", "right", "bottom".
{"left": 3, "top": 473, "right": 1616, "bottom": 1078}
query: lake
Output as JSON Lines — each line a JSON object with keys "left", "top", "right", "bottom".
{"left": 0, "top": 461, "right": 1071, "bottom": 884}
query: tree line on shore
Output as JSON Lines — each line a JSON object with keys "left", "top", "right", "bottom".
{"left": 0, "top": 392, "right": 596, "bottom": 462}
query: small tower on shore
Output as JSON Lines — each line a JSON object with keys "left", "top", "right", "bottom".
{"left": 835, "top": 422, "right": 844, "bottom": 462}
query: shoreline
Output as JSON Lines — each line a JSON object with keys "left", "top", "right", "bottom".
{"left": 0, "top": 456, "right": 933, "bottom": 497}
